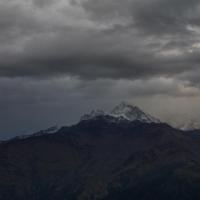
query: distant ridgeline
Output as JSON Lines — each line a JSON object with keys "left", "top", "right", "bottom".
{"left": 0, "top": 103, "right": 200, "bottom": 200}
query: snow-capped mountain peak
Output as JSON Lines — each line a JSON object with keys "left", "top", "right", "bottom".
{"left": 110, "top": 102, "right": 160, "bottom": 123}
{"left": 177, "top": 120, "right": 200, "bottom": 131}
{"left": 80, "top": 109, "right": 106, "bottom": 121}
{"left": 80, "top": 102, "right": 161, "bottom": 123}
{"left": 110, "top": 102, "right": 142, "bottom": 120}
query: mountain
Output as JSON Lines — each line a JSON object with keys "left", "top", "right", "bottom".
{"left": 178, "top": 120, "right": 200, "bottom": 131}
{"left": 81, "top": 102, "right": 160, "bottom": 123}
{"left": 11, "top": 126, "right": 59, "bottom": 140}
{"left": 0, "top": 103, "right": 200, "bottom": 199}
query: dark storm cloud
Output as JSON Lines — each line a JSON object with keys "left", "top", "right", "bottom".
{"left": 2, "top": 0, "right": 200, "bottom": 138}
{"left": 82, "top": 0, "right": 200, "bottom": 34}
{"left": 0, "top": 0, "right": 200, "bottom": 85}
{"left": 32, "top": 0, "right": 56, "bottom": 8}
{"left": 131, "top": 0, "right": 200, "bottom": 35}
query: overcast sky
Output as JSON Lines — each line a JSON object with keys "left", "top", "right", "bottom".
{"left": 1, "top": 0, "right": 200, "bottom": 138}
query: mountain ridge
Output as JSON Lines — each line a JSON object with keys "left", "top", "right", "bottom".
{"left": 0, "top": 116, "right": 200, "bottom": 200}
{"left": 4, "top": 102, "right": 200, "bottom": 142}
{"left": 81, "top": 102, "right": 161, "bottom": 124}
{"left": 0, "top": 103, "right": 200, "bottom": 200}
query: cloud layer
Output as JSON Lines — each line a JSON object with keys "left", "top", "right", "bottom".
{"left": 0, "top": 0, "right": 200, "bottom": 82}
{"left": 1, "top": 0, "right": 200, "bottom": 137}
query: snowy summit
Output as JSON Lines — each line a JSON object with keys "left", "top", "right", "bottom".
{"left": 81, "top": 102, "right": 160, "bottom": 124}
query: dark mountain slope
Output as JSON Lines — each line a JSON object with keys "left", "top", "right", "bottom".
{"left": 0, "top": 118, "right": 200, "bottom": 200}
